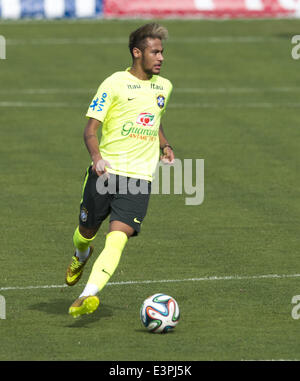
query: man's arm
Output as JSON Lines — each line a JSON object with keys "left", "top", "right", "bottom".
{"left": 84, "top": 118, "right": 111, "bottom": 177}
{"left": 159, "top": 123, "right": 175, "bottom": 164}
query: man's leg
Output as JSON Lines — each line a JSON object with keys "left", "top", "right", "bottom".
{"left": 75, "top": 225, "right": 98, "bottom": 258}
{"left": 68, "top": 221, "right": 133, "bottom": 318}
{"left": 65, "top": 225, "right": 100, "bottom": 286}
{"left": 68, "top": 176, "right": 151, "bottom": 317}
{"left": 80, "top": 221, "right": 133, "bottom": 295}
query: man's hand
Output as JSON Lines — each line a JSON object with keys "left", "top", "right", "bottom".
{"left": 159, "top": 124, "right": 174, "bottom": 164}
{"left": 160, "top": 145, "right": 175, "bottom": 164}
{"left": 92, "top": 158, "right": 112, "bottom": 178}
{"left": 83, "top": 119, "right": 112, "bottom": 178}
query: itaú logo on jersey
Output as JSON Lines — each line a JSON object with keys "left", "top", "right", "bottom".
{"left": 136, "top": 113, "right": 155, "bottom": 127}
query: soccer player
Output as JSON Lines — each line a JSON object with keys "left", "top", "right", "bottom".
{"left": 65, "top": 23, "right": 175, "bottom": 318}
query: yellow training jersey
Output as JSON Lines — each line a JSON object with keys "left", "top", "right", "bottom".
{"left": 86, "top": 68, "right": 173, "bottom": 182}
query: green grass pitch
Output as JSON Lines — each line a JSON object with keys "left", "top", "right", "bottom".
{"left": 0, "top": 18, "right": 300, "bottom": 361}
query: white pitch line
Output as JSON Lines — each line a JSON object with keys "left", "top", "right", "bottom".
{"left": 175, "top": 87, "right": 300, "bottom": 93}
{"left": 0, "top": 88, "right": 95, "bottom": 95}
{"left": 170, "top": 102, "right": 300, "bottom": 108}
{"left": 1, "top": 273, "right": 300, "bottom": 292}
{"left": 0, "top": 101, "right": 75, "bottom": 108}
{"left": 242, "top": 359, "right": 300, "bottom": 361}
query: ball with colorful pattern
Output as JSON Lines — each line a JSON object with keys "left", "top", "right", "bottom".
{"left": 140, "top": 293, "right": 180, "bottom": 333}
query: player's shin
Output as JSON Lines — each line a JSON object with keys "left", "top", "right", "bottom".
{"left": 73, "top": 226, "right": 96, "bottom": 262}
{"left": 80, "top": 231, "right": 128, "bottom": 297}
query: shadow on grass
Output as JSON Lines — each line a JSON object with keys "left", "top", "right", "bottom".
{"left": 29, "top": 298, "right": 113, "bottom": 328}
{"left": 29, "top": 298, "right": 73, "bottom": 315}
{"left": 134, "top": 328, "right": 176, "bottom": 335}
{"left": 65, "top": 308, "right": 109, "bottom": 328}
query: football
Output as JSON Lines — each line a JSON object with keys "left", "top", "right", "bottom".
{"left": 140, "top": 293, "right": 180, "bottom": 333}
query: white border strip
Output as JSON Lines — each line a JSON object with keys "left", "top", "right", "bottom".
{"left": 0, "top": 18, "right": 294, "bottom": 24}
{"left": 1, "top": 0, "right": 21, "bottom": 19}
{"left": 75, "top": 0, "right": 96, "bottom": 18}
{"left": 1, "top": 273, "right": 300, "bottom": 292}
{"left": 194, "top": 0, "right": 215, "bottom": 11}
{"left": 44, "top": 0, "right": 65, "bottom": 19}
{"left": 245, "top": 0, "right": 264, "bottom": 11}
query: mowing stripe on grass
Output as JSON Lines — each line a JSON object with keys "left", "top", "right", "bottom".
{"left": 1, "top": 87, "right": 299, "bottom": 95}
{"left": 1, "top": 272, "right": 300, "bottom": 292}
{"left": 6, "top": 36, "right": 283, "bottom": 45}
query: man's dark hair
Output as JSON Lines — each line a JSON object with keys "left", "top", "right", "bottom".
{"left": 129, "top": 23, "right": 168, "bottom": 58}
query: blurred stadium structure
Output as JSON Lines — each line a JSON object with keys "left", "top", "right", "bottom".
{"left": 0, "top": 0, "right": 300, "bottom": 19}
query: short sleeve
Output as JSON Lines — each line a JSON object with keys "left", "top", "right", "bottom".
{"left": 161, "top": 81, "right": 173, "bottom": 116}
{"left": 86, "top": 76, "right": 115, "bottom": 122}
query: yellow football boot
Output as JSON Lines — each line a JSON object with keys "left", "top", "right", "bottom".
{"left": 65, "top": 246, "right": 94, "bottom": 286}
{"left": 69, "top": 296, "right": 100, "bottom": 318}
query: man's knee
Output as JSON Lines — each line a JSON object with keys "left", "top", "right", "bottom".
{"left": 109, "top": 220, "right": 135, "bottom": 238}
{"left": 79, "top": 225, "right": 99, "bottom": 239}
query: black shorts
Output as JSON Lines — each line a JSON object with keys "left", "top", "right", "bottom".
{"left": 78, "top": 166, "right": 152, "bottom": 236}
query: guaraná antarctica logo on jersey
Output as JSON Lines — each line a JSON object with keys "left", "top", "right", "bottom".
{"left": 136, "top": 112, "right": 155, "bottom": 127}
{"left": 121, "top": 113, "right": 158, "bottom": 142}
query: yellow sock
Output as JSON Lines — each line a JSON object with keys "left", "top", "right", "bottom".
{"left": 81, "top": 231, "right": 128, "bottom": 296}
{"left": 73, "top": 226, "right": 96, "bottom": 251}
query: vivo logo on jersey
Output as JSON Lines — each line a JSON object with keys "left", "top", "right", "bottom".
{"left": 136, "top": 113, "right": 155, "bottom": 127}
{"left": 89, "top": 92, "right": 108, "bottom": 112}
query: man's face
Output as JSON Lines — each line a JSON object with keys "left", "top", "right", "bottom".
{"left": 140, "top": 38, "right": 164, "bottom": 75}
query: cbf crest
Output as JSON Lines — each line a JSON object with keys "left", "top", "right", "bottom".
{"left": 80, "top": 207, "right": 88, "bottom": 223}
{"left": 156, "top": 95, "right": 165, "bottom": 109}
